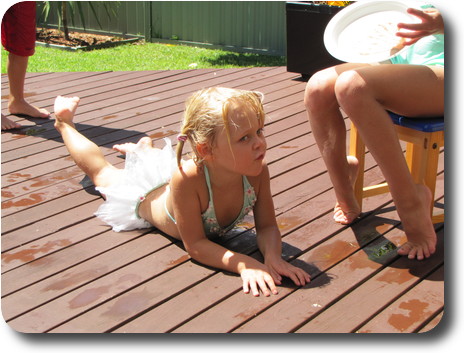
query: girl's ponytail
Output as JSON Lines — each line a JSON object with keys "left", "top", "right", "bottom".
{"left": 176, "top": 133, "right": 188, "bottom": 169}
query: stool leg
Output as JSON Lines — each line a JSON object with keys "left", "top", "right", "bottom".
{"left": 424, "top": 131, "right": 443, "bottom": 205}
{"left": 349, "top": 118, "right": 444, "bottom": 224}
{"left": 405, "top": 140, "right": 427, "bottom": 184}
{"left": 425, "top": 132, "right": 444, "bottom": 220}
{"left": 349, "top": 123, "right": 365, "bottom": 210}
{"left": 406, "top": 131, "right": 443, "bottom": 220}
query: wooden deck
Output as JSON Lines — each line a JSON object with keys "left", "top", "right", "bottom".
{"left": 1, "top": 67, "right": 444, "bottom": 333}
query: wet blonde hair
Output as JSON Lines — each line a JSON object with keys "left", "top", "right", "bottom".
{"left": 176, "top": 87, "right": 265, "bottom": 168}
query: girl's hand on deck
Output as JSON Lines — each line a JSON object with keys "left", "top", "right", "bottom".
{"left": 265, "top": 258, "right": 311, "bottom": 287}
{"left": 240, "top": 268, "right": 278, "bottom": 297}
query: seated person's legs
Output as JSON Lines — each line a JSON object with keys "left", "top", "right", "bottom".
{"left": 304, "top": 63, "right": 370, "bottom": 224}
{"left": 333, "top": 64, "right": 443, "bottom": 260}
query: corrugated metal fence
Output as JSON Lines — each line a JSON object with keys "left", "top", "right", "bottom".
{"left": 37, "top": 1, "right": 286, "bottom": 56}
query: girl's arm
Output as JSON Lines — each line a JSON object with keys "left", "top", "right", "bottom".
{"left": 252, "top": 164, "right": 311, "bottom": 287}
{"left": 170, "top": 165, "right": 278, "bottom": 297}
{"left": 185, "top": 237, "right": 278, "bottom": 297}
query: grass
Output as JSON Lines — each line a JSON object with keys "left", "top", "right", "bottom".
{"left": 1, "top": 41, "right": 286, "bottom": 73}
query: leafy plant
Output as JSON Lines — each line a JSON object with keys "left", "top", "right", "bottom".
{"left": 40, "top": 1, "right": 120, "bottom": 40}
{"left": 326, "top": 1, "right": 353, "bottom": 6}
{"left": 309, "top": 1, "right": 353, "bottom": 6}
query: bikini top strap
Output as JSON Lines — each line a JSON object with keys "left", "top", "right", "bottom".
{"left": 203, "top": 165, "right": 214, "bottom": 200}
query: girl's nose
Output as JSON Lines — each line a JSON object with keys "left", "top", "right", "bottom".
{"left": 253, "top": 135, "right": 266, "bottom": 150}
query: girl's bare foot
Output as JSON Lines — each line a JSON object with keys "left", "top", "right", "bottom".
{"left": 1, "top": 114, "right": 21, "bottom": 130}
{"left": 54, "top": 96, "right": 80, "bottom": 128}
{"left": 9, "top": 99, "right": 50, "bottom": 118}
{"left": 396, "top": 184, "right": 437, "bottom": 260}
{"left": 113, "top": 136, "right": 154, "bottom": 154}
{"left": 333, "top": 156, "right": 361, "bottom": 224}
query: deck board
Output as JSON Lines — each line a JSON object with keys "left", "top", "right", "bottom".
{"left": 1, "top": 68, "right": 444, "bottom": 333}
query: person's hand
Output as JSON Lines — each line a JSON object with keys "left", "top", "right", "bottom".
{"left": 240, "top": 267, "right": 278, "bottom": 297}
{"left": 265, "top": 257, "right": 311, "bottom": 288}
{"left": 397, "top": 8, "right": 444, "bottom": 46}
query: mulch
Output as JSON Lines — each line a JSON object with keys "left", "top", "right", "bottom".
{"left": 36, "top": 28, "right": 137, "bottom": 48}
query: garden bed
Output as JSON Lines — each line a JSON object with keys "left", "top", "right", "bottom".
{"left": 35, "top": 28, "right": 141, "bottom": 51}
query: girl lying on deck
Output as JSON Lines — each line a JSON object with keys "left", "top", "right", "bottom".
{"left": 53, "top": 88, "right": 310, "bottom": 297}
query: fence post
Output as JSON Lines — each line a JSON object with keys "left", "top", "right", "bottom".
{"left": 143, "top": 1, "right": 152, "bottom": 42}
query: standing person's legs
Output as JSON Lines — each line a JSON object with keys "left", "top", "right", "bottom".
{"left": 7, "top": 53, "right": 50, "bottom": 118}
{"left": 334, "top": 64, "right": 443, "bottom": 260}
{"left": 1, "top": 2, "right": 50, "bottom": 131}
{"left": 1, "top": 113, "right": 21, "bottom": 130}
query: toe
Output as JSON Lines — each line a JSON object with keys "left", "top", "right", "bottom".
{"left": 397, "top": 242, "right": 412, "bottom": 256}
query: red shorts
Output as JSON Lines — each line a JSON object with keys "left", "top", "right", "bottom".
{"left": 1, "top": 1, "right": 37, "bottom": 56}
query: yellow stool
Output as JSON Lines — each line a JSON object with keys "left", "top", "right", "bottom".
{"left": 349, "top": 112, "right": 444, "bottom": 223}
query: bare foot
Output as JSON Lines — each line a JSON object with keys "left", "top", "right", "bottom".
{"left": 54, "top": 96, "right": 80, "bottom": 128}
{"left": 333, "top": 156, "right": 361, "bottom": 224}
{"left": 396, "top": 184, "right": 437, "bottom": 260}
{"left": 9, "top": 99, "right": 50, "bottom": 118}
{"left": 1, "top": 114, "right": 22, "bottom": 130}
{"left": 113, "top": 136, "right": 154, "bottom": 154}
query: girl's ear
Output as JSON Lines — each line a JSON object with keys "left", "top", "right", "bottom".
{"left": 196, "top": 143, "right": 212, "bottom": 160}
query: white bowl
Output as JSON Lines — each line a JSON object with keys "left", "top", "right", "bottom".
{"left": 324, "top": 0, "right": 420, "bottom": 63}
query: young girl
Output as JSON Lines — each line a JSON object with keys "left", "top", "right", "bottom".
{"left": 54, "top": 87, "right": 310, "bottom": 297}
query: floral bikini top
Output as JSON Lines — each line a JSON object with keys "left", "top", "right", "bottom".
{"left": 165, "top": 166, "right": 257, "bottom": 237}
{"left": 201, "top": 166, "right": 257, "bottom": 236}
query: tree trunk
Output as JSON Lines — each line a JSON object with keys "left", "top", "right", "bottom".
{"left": 62, "top": 1, "right": 70, "bottom": 41}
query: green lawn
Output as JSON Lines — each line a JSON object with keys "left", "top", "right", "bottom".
{"left": 1, "top": 41, "right": 286, "bottom": 73}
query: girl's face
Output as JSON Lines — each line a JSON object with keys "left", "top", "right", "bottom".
{"left": 210, "top": 104, "right": 267, "bottom": 176}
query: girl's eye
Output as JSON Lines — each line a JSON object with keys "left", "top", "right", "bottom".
{"left": 240, "top": 128, "right": 264, "bottom": 142}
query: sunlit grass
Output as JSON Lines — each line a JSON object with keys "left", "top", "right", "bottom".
{"left": 1, "top": 41, "right": 286, "bottom": 73}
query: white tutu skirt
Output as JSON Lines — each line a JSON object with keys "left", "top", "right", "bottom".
{"left": 94, "top": 138, "right": 177, "bottom": 232}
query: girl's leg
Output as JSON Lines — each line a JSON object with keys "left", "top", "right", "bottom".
{"left": 53, "top": 96, "right": 123, "bottom": 189}
{"left": 334, "top": 64, "right": 444, "bottom": 260}
{"left": 113, "top": 136, "right": 154, "bottom": 154}
{"left": 304, "top": 63, "right": 370, "bottom": 224}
